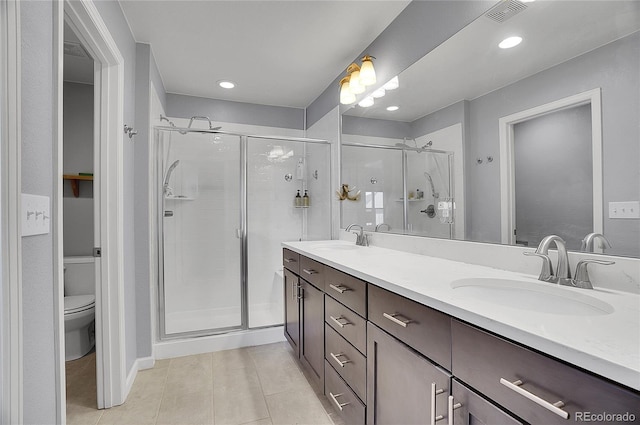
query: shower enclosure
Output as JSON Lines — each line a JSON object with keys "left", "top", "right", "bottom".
{"left": 156, "top": 127, "right": 331, "bottom": 339}
{"left": 341, "top": 143, "right": 454, "bottom": 238}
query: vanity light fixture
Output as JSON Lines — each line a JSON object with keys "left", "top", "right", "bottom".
{"left": 499, "top": 36, "right": 523, "bottom": 49}
{"left": 386, "top": 106, "right": 399, "bottom": 112}
{"left": 358, "top": 96, "right": 375, "bottom": 108}
{"left": 339, "top": 55, "right": 377, "bottom": 104}
{"left": 372, "top": 87, "right": 386, "bottom": 98}
{"left": 218, "top": 80, "right": 236, "bottom": 89}
{"left": 383, "top": 76, "right": 399, "bottom": 91}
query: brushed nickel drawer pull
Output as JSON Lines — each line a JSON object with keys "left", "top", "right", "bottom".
{"left": 329, "top": 283, "right": 351, "bottom": 294}
{"left": 447, "top": 395, "right": 462, "bottom": 425}
{"left": 302, "top": 268, "right": 317, "bottom": 275}
{"left": 283, "top": 258, "right": 296, "bottom": 263}
{"left": 383, "top": 312, "right": 412, "bottom": 327}
{"left": 329, "top": 315, "right": 351, "bottom": 328}
{"left": 330, "top": 352, "right": 351, "bottom": 367}
{"left": 430, "top": 382, "right": 446, "bottom": 425}
{"left": 500, "top": 378, "right": 569, "bottom": 419}
{"left": 329, "top": 392, "right": 350, "bottom": 411}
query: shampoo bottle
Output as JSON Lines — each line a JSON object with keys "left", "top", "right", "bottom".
{"left": 303, "top": 190, "right": 310, "bottom": 207}
{"left": 295, "top": 190, "right": 302, "bottom": 207}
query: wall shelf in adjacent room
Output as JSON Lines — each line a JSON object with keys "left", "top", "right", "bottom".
{"left": 63, "top": 174, "right": 93, "bottom": 198}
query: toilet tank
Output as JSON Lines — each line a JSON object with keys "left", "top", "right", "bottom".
{"left": 64, "top": 256, "right": 95, "bottom": 296}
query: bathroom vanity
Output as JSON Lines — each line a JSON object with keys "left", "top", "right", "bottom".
{"left": 282, "top": 241, "right": 639, "bottom": 425}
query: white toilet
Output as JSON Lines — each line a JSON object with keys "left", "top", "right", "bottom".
{"left": 64, "top": 256, "right": 96, "bottom": 361}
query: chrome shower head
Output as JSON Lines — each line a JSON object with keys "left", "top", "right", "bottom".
{"left": 164, "top": 160, "right": 180, "bottom": 187}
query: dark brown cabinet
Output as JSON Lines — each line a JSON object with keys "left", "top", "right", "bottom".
{"left": 366, "top": 322, "right": 450, "bottom": 425}
{"left": 451, "top": 379, "right": 523, "bottom": 425}
{"left": 283, "top": 268, "right": 300, "bottom": 354}
{"left": 300, "top": 279, "right": 325, "bottom": 389}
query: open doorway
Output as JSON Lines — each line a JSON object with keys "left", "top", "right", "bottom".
{"left": 62, "top": 20, "right": 100, "bottom": 420}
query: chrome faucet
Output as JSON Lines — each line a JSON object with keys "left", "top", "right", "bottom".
{"left": 571, "top": 259, "right": 615, "bottom": 289}
{"left": 345, "top": 224, "right": 368, "bottom": 246}
{"left": 375, "top": 223, "right": 390, "bottom": 232}
{"left": 524, "top": 235, "right": 570, "bottom": 284}
{"left": 580, "top": 232, "right": 612, "bottom": 253}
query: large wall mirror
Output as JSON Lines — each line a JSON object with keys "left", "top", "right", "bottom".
{"left": 340, "top": 0, "right": 640, "bottom": 258}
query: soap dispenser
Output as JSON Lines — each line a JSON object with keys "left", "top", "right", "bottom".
{"left": 302, "top": 190, "right": 310, "bottom": 207}
{"left": 295, "top": 190, "right": 302, "bottom": 207}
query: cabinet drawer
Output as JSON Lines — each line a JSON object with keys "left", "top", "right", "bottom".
{"left": 325, "top": 295, "right": 366, "bottom": 355}
{"left": 325, "top": 324, "right": 366, "bottom": 402}
{"left": 282, "top": 248, "right": 300, "bottom": 274}
{"left": 451, "top": 379, "right": 523, "bottom": 425}
{"left": 452, "top": 320, "right": 640, "bottom": 425}
{"left": 300, "top": 255, "right": 325, "bottom": 291}
{"left": 368, "top": 284, "right": 451, "bottom": 370}
{"left": 325, "top": 360, "right": 366, "bottom": 425}
{"left": 325, "top": 266, "right": 367, "bottom": 317}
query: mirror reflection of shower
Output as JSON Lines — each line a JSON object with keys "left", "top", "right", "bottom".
{"left": 163, "top": 159, "right": 180, "bottom": 197}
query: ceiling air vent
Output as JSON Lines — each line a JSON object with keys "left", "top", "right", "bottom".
{"left": 485, "top": 0, "right": 527, "bottom": 23}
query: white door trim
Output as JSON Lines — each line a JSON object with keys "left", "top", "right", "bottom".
{"left": 1, "top": 0, "right": 23, "bottom": 423}
{"left": 58, "top": 0, "right": 127, "bottom": 410}
{"left": 499, "top": 88, "right": 603, "bottom": 244}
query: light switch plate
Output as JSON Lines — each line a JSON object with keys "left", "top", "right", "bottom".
{"left": 608, "top": 201, "right": 640, "bottom": 219}
{"left": 21, "top": 193, "right": 51, "bottom": 236}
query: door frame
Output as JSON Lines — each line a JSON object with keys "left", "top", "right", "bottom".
{"left": 499, "top": 88, "right": 603, "bottom": 244}
{"left": 54, "top": 0, "right": 127, "bottom": 413}
{"left": 1, "top": 0, "right": 23, "bottom": 423}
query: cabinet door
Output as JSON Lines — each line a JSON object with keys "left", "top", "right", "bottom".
{"left": 284, "top": 269, "right": 300, "bottom": 355}
{"left": 367, "top": 322, "right": 450, "bottom": 425}
{"left": 451, "top": 379, "right": 522, "bottom": 425}
{"left": 300, "top": 279, "right": 324, "bottom": 390}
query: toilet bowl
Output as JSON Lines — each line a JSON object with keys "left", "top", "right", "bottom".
{"left": 64, "top": 256, "right": 96, "bottom": 361}
{"left": 64, "top": 295, "right": 95, "bottom": 361}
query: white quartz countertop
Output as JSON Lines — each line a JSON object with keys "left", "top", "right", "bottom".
{"left": 282, "top": 240, "right": 640, "bottom": 391}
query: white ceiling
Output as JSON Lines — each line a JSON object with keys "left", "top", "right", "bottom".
{"left": 345, "top": 0, "right": 640, "bottom": 122}
{"left": 119, "top": 0, "right": 410, "bottom": 108}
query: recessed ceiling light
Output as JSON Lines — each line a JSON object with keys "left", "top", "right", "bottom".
{"left": 218, "top": 80, "right": 235, "bottom": 89}
{"left": 386, "top": 106, "right": 399, "bottom": 112}
{"left": 499, "top": 36, "right": 522, "bottom": 49}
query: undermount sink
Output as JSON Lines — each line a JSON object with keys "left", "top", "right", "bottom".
{"left": 451, "top": 278, "right": 614, "bottom": 316}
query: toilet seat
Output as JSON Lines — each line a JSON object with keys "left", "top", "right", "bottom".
{"left": 64, "top": 295, "right": 95, "bottom": 314}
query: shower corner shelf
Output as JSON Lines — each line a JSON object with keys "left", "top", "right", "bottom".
{"left": 165, "top": 195, "right": 196, "bottom": 201}
{"left": 63, "top": 174, "right": 93, "bottom": 198}
{"left": 395, "top": 198, "right": 423, "bottom": 202}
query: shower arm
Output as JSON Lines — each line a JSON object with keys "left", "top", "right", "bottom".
{"left": 188, "top": 116, "right": 214, "bottom": 130}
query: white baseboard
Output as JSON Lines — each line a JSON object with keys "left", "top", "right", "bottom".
{"left": 124, "top": 356, "right": 155, "bottom": 399}
{"left": 153, "top": 326, "right": 285, "bottom": 360}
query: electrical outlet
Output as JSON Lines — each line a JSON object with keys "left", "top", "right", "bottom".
{"left": 608, "top": 201, "right": 640, "bottom": 219}
{"left": 21, "top": 193, "right": 51, "bottom": 236}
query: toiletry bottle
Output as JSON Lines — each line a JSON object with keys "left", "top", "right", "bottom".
{"left": 417, "top": 189, "right": 423, "bottom": 199}
{"left": 303, "top": 190, "right": 310, "bottom": 207}
{"left": 295, "top": 190, "right": 302, "bottom": 207}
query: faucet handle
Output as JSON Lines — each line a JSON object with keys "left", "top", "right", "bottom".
{"left": 571, "top": 259, "right": 615, "bottom": 289}
{"left": 524, "top": 252, "right": 554, "bottom": 282}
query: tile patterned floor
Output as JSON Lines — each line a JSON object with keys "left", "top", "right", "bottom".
{"left": 66, "top": 342, "right": 341, "bottom": 425}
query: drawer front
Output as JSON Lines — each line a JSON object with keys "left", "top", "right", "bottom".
{"left": 452, "top": 320, "right": 640, "bottom": 425}
{"left": 300, "top": 255, "right": 325, "bottom": 291}
{"left": 325, "top": 360, "right": 366, "bottom": 425}
{"left": 325, "top": 295, "right": 367, "bottom": 355}
{"left": 325, "top": 266, "right": 367, "bottom": 317}
{"left": 282, "top": 248, "right": 300, "bottom": 274}
{"left": 452, "top": 379, "right": 523, "bottom": 425}
{"left": 368, "top": 284, "right": 451, "bottom": 370}
{"left": 325, "top": 324, "right": 366, "bottom": 402}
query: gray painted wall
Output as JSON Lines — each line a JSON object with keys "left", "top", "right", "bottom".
{"left": 166, "top": 94, "right": 304, "bottom": 130}
{"left": 514, "top": 104, "right": 593, "bottom": 250}
{"left": 306, "top": 1, "right": 496, "bottom": 128}
{"left": 341, "top": 115, "right": 411, "bottom": 139}
{"left": 21, "top": 1, "right": 57, "bottom": 422}
{"left": 134, "top": 43, "right": 166, "bottom": 359}
{"left": 92, "top": 0, "right": 139, "bottom": 375}
{"left": 465, "top": 32, "right": 640, "bottom": 256}
{"left": 63, "top": 82, "right": 94, "bottom": 257}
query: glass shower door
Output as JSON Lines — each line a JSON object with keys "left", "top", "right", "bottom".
{"left": 159, "top": 130, "right": 243, "bottom": 336}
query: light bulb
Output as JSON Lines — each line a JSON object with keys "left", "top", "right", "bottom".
{"left": 340, "top": 77, "right": 356, "bottom": 105}
{"left": 358, "top": 96, "right": 374, "bottom": 108}
{"left": 349, "top": 70, "right": 365, "bottom": 94}
{"left": 359, "top": 55, "right": 376, "bottom": 86}
{"left": 386, "top": 106, "right": 399, "bottom": 111}
{"left": 218, "top": 80, "right": 235, "bottom": 89}
{"left": 499, "top": 36, "right": 522, "bottom": 49}
{"left": 383, "top": 76, "right": 399, "bottom": 90}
